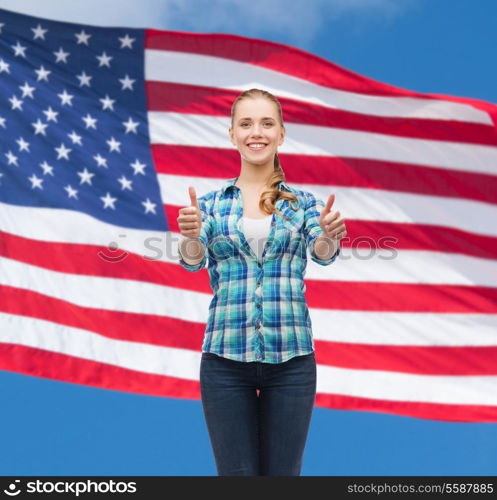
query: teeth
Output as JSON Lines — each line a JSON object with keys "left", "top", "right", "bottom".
{"left": 248, "top": 143, "right": 266, "bottom": 149}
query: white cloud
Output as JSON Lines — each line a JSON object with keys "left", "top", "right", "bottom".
{"left": 0, "top": 0, "right": 416, "bottom": 45}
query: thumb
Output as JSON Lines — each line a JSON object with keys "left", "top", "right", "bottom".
{"left": 188, "top": 186, "right": 199, "bottom": 209}
{"left": 322, "top": 193, "right": 335, "bottom": 215}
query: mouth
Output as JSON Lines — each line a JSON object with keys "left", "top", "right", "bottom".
{"left": 247, "top": 142, "right": 268, "bottom": 151}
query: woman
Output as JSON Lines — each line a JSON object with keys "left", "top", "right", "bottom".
{"left": 177, "top": 88, "right": 346, "bottom": 476}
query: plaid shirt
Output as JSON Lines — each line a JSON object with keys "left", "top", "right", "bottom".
{"left": 178, "top": 177, "right": 340, "bottom": 363}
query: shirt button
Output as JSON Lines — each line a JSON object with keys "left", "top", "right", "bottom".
{"left": 256, "top": 282, "right": 261, "bottom": 287}
{"left": 256, "top": 304, "right": 261, "bottom": 309}
{"left": 257, "top": 262, "right": 262, "bottom": 268}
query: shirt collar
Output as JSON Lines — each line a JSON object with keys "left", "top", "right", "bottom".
{"left": 221, "top": 177, "right": 291, "bottom": 195}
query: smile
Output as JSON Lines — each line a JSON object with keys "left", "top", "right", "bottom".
{"left": 247, "top": 143, "right": 267, "bottom": 151}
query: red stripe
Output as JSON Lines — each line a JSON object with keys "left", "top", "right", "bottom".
{"left": 0, "top": 343, "right": 199, "bottom": 399}
{"left": 0, "top": 343, "right": 495, "bottom": 422}
{"left": 315, "top": 340, "right": 497, "bottom": 375}
{"left": 315, "top": 393, "right": 497, "bottom": 423}
{"left": 146, "top": 81, "right": 497, "bottom": 147}
{"left": 164, "top": 201, "right": 497, "bottom": 261}
{"left": 3, "top": 286, "right": 497, "bottom": 376}
{"left": 2, "top": 232, "right": 497, "bottom": 313}
{"left": 0, "top": 285, "right": 204, "bottom": 350}
{"left": 153, "top": 145, "right": 497, "bottom": 207}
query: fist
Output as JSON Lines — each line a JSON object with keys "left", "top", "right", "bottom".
{"left": 177, "top": 186, "right": 202, "bottom": 239}
{"left": 319, "top": 193, "right": 347, "bottom": 241}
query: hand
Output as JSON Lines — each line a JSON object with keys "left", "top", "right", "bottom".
{"left": 177, "top": 186, "right": 202, "bottom": 239}
{"left": 319, "top": 193, "right": 347, "bottom": 241}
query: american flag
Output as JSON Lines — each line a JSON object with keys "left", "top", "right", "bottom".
{"left": 1, "top": 7, "right": 497, "bottom": 423}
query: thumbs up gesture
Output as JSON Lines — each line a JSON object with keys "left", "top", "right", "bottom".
{"left": 177, "top": 186, "right": 202, "bottom": 239}
{"left": 319, "top": 194, "right": 347, "bottom": 241}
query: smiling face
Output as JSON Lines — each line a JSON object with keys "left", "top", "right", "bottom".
{"left": 229, "top": 96, "right": 285, "bottom": 167}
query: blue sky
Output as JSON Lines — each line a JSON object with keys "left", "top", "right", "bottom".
{"left": 1, "top": 0, "right": 496, "bottom": 476}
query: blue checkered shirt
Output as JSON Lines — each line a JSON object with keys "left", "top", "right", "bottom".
{"left": 178, "top": 177, "right": 340, "bottom": 363}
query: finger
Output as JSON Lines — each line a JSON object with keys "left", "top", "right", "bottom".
{"left": 179, "top": 206, "right": 198, "bottom": 215}
{"left": 323, "top": 210, "right": 340, "bottom": 224}
{"left": 189, "top": 186, "right": 199, "bottom": 209}
{"left": 180, "top": 221, "right": 200, "bottom": 229}
{"left": 322, "top": 193, "right": 335, "bottom": 215}
{"left": 325, "top": 217, "right": 344, "bottom": 232}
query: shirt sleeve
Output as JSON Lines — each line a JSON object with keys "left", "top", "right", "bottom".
{"left": 303, "top": 191, "right": 341, "bottom": 266}
{"left": 178, "top": 195, "right": 214, "bottom": 272}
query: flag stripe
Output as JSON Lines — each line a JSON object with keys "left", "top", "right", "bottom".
{"left": 4, "top": 286, "right": 497, "bottom": 351}
{"left": 146, "top": 81, "right": 497, "bottom": 146}
{"left": 154, "top": 144, "right": 497, "bottom": 206}
{"left": 144, "top": 41, "right": 493, "bottom": 125}
{"left": 3, "top": 234, "right": 497, "bottom": 314}
{"left": 160, "top": 174, "right": 497, "bottom": 238}
{"left": 1, "top": 342, "right": 495, "bottom": 422}
{"left": 3, "top": 313, "right": 497, "bottom": 407}
{"left": 2, "top": 289, "right": 497, "bottom": 376}
{"left": 149, "top": 112, "right": 497, "bottom": 176}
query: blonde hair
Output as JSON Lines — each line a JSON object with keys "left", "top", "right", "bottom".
{"left": 230, "top": 88, "right": 300, "bottom": 220}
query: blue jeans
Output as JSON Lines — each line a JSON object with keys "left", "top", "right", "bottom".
{"left": 199, "top": 351, "right": 317, "bottom": 476}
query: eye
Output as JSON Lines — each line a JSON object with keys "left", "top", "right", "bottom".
{"left": 240, "top": 122, "right": 250, "bottom": 127}
{"left": 264, "top": 121, "right": 274, "bottom": 127}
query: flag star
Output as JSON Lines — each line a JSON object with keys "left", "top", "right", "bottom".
{"left": 12, "top": 41, "right": 27, "bottom": 57}
{"left": 5, "top": 151, "right": 19, "bottom": 166}
{"left": 43, "top": 106, "right": 58, "bottom": 122}
{"left": 106, "top": 136, "right": 121, "bottom": 153}
{"left": 32, "top": 119, "right": 48, "bottom": 135}
{"left": 93, "top": 154, "right": 108, "bottom": 168}
{"left": 99, "top": 94, "right": 115, "bottom": 111}
{"left": 32, "top": 24, "right": 48, "bottom": 40}
{"left": 101, "top": 192, "right": 117, "bottom": 209}
{"left": 53, "top": 47, "right": 70, "bottom": 63}
{"left": 117, "top": 175, "right": 133, "bottom": 191}
{"left": 9, "top": 95, "right": 23, "bottom": 110}
{"left": 96, "top": 51, "right": 113, "bottom": 67}
{"left": 16, "top": 137, "right": 30, "bottom": 152}
{"left": 142, "top": 198, "right": 157, "bottom": 214}
{"left": 122, "top": 117, "right": 139, "bottom": 134}
{"left": 0, "top": 23, "right": 4, "bottom": 34}
{"left": 82, "top": 113, "right": 97, "bottom": 129}
{"left": 65, "top": 184, "right": 78, "bottom": 199}
{"left": 28, "top": 174, "right": 43, "bottom": 189}
{"left": 58, "top": 89, "right": 74, "bottom": 106}
{"left": 35, "top": 65, "right": 51, "bottom": 82}
{"left": 39, "top": 161, "right": 54, "bottom": 176}
{"left": 77, "top": 168, "right": 95, "bottom": 185}
{"left": 19, "top": 82, "right": 35, "bottom": 98}
{"left": 130, "top": 159, "right": 146, "bottom": 175}
{"left": 0, "top": 116, "right": 6, "bottom": 128}
{"left": 68, "top": 131, "right": 83, "bottom": 145}
{"left": 76, "top": 71, "right": 92, "bottom": 87}
{"left": 0, "top": 58, "right": 10, "bottom": 74}
{"left": 55, "top": 142, "right": 72, "bottom": 160}
{"left": 75, "top": 29, "right": 91, "bottom": 45}
{"left": 119, "top": 74, "right": 135, "bottom": 90}
{"left": 118, "top": 33, "right": 135, "bottom": 49}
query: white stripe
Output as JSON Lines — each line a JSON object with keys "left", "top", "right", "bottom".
{"left": 0, "top": 256, "right": 212, "bottom": 319}
{"left": 2, "top": 257, "right": 497, "bottom": 347}
{"left": 145, "top": 49, "right": 492, "bottom": 125}
{"left": 1, "top": 313, "right": 496, "bottom": 406}
{"left": 315, "top": 363, "right": 497, "bottom": 406}
{"left": 161, "top": 173, "right": 497, "bottom": 238}
{"left": 311, "top": 311, "right": 497, "bottom": 347}
{"left": 0, "top": 312, "right": 200, "bottom": 381}
{"left": 148, "top": 112, "right": 497, "bottom": 176}
{"left": 2, "top": 203, "right": 497, "bottom": 287}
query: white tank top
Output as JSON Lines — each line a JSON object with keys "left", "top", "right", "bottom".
{"left": 241, "top": 215, "right": 272, "bottom": 261}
